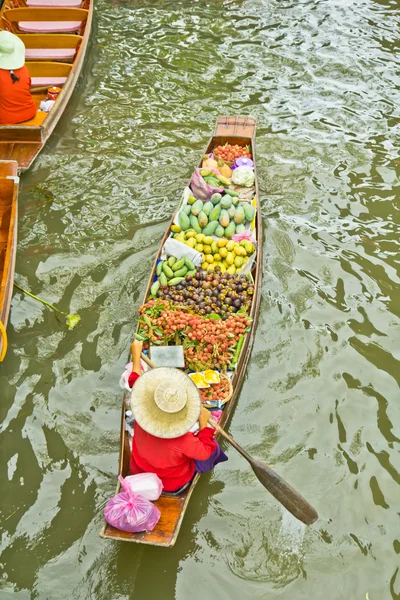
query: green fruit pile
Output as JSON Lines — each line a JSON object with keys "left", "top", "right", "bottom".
{"left": 178, "top": 192, "right": 255, "bottom": 239}
{"left": 150, "top": 256, "right": 196, "bottom": 296}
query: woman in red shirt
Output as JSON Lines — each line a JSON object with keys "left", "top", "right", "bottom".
{"left": 128, "top": 340, "right": 227, "bottom": 493}
{"left": 0, "top": 30, "right": 36, "bottom": 125}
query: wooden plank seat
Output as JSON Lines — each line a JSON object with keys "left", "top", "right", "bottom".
{"left": 25, "top": 48, "right": 75, "bottom": 59}
{"left": 26, "top": 61, "right": 71, "bottom": 87}
{"left": 19, "top": 33, "right": 82, "bottom": 62}
{"left": 10, "top": 111, "right": 48, "bottom": 126}
{"left": 3, "top": 7, "right": 88, "bottom": 34}
{"left": 27, "top": 0, "right": 82, "bottom": 7}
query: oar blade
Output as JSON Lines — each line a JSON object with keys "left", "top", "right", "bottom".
{"left": 251, "top": 460, "right": 318, "bottom": 526}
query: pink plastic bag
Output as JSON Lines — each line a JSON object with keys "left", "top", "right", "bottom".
{"left": 104, "top": 486, "right": 160, "bottom": 533}
{"left": 190, "top": 168, "right": 224, "bottom": 200}
{"left": 118, "top": 473, "right": 163, "bottom": 501}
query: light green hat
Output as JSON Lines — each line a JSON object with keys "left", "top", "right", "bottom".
{"left": 0, "top": 31, "right": 25, "bottom": 71}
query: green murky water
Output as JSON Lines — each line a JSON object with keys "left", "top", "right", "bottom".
{"left": 1, "top": 0, "right": 400, "bottom": 597}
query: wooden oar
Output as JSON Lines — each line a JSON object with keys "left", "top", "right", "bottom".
{"left": 140, "top": 351, "right": 318, "bottom": 525}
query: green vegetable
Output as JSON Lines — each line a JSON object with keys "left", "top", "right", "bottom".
{"left": 150, "top": 281, "right": 160, "bottom": 296}
{"left": 172, "top": 267, "right": 188, "bottom": 278}
{"left": 172, "top": 258, "right": 185, "bottom": 271}
{"left": 231, "top": 166, "right": 255, "bottom": 187}
{"left": 184, "top": 257, "right": 195, "bottom": 270}
{"left": 168, "top": 256, "right": 176, "bottom": 267}
{"left": 156, "top": 261, "right": 163, "bottom": 276}
{"left": 178, "top": 211, "right": 191, "bottom": 231}
{"left": 168, "top": 277, "right": 185, "bottom": 286}
{"left": 162, "top": 263, "right": 174, "bottom": 278}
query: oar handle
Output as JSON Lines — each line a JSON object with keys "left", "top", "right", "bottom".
{"left": 140, "top": 352, "right": 156, "bottom": 369}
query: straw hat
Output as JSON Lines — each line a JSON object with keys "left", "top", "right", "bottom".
{"left": 130, "top": 367, "right": 201, "bottom": 439}
{"left": 0, "top": 31, "right": 25, "bottom": 71}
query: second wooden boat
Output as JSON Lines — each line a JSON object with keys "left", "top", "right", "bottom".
{"left": 0, "top": 159, "right": 18, "bottom": 361}
{"left": 100, "top": 116, "right": 261, "bottom": 547}
{"left": 0, "top": 0, "right": 93, "bottom": 170}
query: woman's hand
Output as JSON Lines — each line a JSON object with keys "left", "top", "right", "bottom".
{"left": 130, "top": 339, "right": 143, "bottom": 360}
{"left": 199, "top": 404, "right": 210, "bottom": 430}
{"left": 130, "top": 339, "right": 143, "bottom": 376}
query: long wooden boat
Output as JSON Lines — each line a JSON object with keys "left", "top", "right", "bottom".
{"left": 0, "top": 160, "right": 18, "bottom": 361}
{"left": 100, "top": 116, "right": 262, "bottom": 547}
{"left": 0, "top": 0, "right": 93, "bottom": 170}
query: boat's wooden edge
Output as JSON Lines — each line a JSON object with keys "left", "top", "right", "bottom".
{"left": 100, "top": 118, "right": 262, "bottom": 546}
{"left": 0, "top": 161, "right": 19, "bottom": 359}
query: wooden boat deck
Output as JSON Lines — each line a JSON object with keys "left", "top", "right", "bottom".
{"left": 0, "top": 1, "right": 93, "bottom": 170}
{"left": 100, "top": 116, "right": 262, "bottom": 547}
{"left": 0, "top": 160, "right": 18, "bottom": 361}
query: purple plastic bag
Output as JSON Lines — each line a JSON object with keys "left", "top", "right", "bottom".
{"left": 190, "top": 168, "right": 224, "bottom": 200}
{"left": 104, "top": 484, "right": 160, "bottom": 533}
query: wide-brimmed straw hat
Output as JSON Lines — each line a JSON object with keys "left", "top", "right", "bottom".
{"left": 0, "top": 31, "right": 25, "bottom": 71}
{"left": 130, "top": 367, "right": 201, "bottom": 439}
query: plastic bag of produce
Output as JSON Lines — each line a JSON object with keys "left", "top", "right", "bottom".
{"left": 190, "top": 168, "right": 224, "bottom": 200}
{"left": 119, "top": 360, "right": 147, "bottom": 391}
{"left": 118, "top": 473, "right": 163, "bottom": 501}
{"left": 104, "top": 485, "right": 160, "bottom": 533}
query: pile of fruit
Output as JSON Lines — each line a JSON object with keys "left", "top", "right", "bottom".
{"left": 200, "top": 374, "right": 231, "bottom": 404}
{"left": 137, "top": 300, "right": 251, "bottom": 371}
{"left": 170, "top": 233, "right": 255, "bottom": 274}
{"left": 214, "top": 144, "right": 252, "bottom": 164}
{"left": 177, "top": 192, "right": 255, "bottom": 239}
{"left": 153, "top": 267, "right": 254, "bottom": 317}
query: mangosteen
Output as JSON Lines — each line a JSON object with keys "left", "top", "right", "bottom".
{"left": 192, "top": 280, "right": 199, "bottom": 288}
{"left": 231, "top": 306, "right": 238, "bottom": 313}
{"left": 205, "top": 306, "right": 212, "bottom": 314}
{"left": 186, "top": 274, "right": 193, "bottom": 282}
{"left": 225, "top": 297, "right": 232, "bottom": 305}
{"left": 177, "top": 285, "right": 183, "bottom": 291}
{"left": 195, "top": 272, "right": 202, "bottom": 280}
{"left": 234, "top": 299, "right": 241, "bottom": 308}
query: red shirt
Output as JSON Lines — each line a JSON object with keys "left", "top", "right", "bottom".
{"left": 128, "top": 371, "right": 216, "bottom": 491}
{"left": 0, "top": 66, "right": 36, "bottom": 125}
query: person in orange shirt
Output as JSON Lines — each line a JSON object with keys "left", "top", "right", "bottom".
{"left": 0, "top": 30, "right": 36, "bottom": 125}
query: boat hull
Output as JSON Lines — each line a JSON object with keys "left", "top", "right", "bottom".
{"left": 0, "top": 160, "right": 19, "bottom": 361}
{"left": 100, "top": 116, "right": 262, "bottom": 547}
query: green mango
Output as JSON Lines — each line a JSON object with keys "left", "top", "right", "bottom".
{"left": 209, "top": 204, "right": 221, "bottom": 222}
{"left": 234, "top": 205, "right": 245, "bottom": 224}
{"left": 202, "top": 220, "right": 219, "bottom": 236}
{"left": 242, "top": 202, "right": 255, "bottom": 223}
{"left": 178, "top": 211, "right": 191, "bottom": 231}
{"left": 224, "top": 222, "right": 236, "bottom": 239}
{"left": 210, "top": 193, "right": 222, "bottom": 205}
{"left": 235, "top": 223, "right": 246, "bottom": 234}
{"left": 227, "top": 205, "right": 236, "bottom": 219}
{"left": 203, "top": 201, "right": 213, "bottom": 216}
{"left": 232, "top": 196, "right": 239, "bottom": 206}
{"left": 159, "top": 272, "right": 168, "bottom": 286}
{"left": 219, "top": 209, "right": 230, "bottom": 228}
{"left": 214, "top": 225, "right": 225, "bottom": 238}
{"left": 220, "top": 195, "right": 232, "bottom": 209}
{"left": 168, "top": 256, "right": 176, "bottom": 267}
{"left": 190, "top": 214, "right": 202, "bottom": 233}
{"left": 191, "top": 200, "right": 204, "bottom": 216}
{"left": 198, "top": 211, "right": 208, "bottom": 228}
{"left": 183, "top": 205, "right": 192, "bottom": 215}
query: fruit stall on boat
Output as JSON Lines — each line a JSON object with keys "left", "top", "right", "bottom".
{"left": 100, "top": 115, "right": 262, "bottom": 547}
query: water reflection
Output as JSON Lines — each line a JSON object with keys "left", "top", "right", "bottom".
{"left": 1, "top": 0, "right": 400, "bottom": 597}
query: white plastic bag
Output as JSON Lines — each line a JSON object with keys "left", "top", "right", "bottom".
{"left": 119, "top": 473, "right": 163, "bottom": 501}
